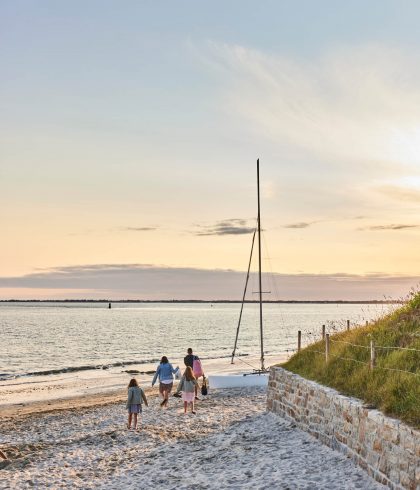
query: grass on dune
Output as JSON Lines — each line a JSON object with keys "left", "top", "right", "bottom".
{"left": 282, "top": 292, "right": 420, "bottom": 428}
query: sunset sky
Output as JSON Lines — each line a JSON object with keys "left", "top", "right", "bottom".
{"left": 1, "top": 1, "right": 420, "bottom": 300}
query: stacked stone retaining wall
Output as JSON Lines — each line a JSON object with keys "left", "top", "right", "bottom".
{"left": 267, "top": 367, "right": 419, "bottom": 489}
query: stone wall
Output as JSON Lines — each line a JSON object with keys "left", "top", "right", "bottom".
{"left": 267, "top": 367, "right": 419, "bottom": 490}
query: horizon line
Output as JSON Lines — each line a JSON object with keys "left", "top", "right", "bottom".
{"left": 0, "top": 299, "right": 405, "bottom": 304}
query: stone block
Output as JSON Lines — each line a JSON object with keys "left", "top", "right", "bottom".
{"left": 367, "top": 451, "right": 380, "bottom": 469}
{"left": 378, "top": 455, "right": 390, "bottom": 477}
{"left": 399, "top": 427, "right": 415, "bottom": 454}
{"left": 358, "top": 457, "right": 368, "bottom": 471}
{"left": 399, "top": 470, "right": 413, "bottom": 489}
{"left": 388, "top": 468, "right": 400, "bottom": 485}
{"left": 398, "top": 458, "right": 408, "bottom": 473}
{"left": 369, "top": 410, "right": 384, "bottom": 426}
{"left": 358, "top": 420, "right": 366, "bottom": 444}
{"left": 382, "top": 425, "right": 400, "bottom": 446}
{"left": 343, "top": 410, "right": 353, "bottom": 424}
{"left": 415, "top": 464, "right": 420, "bottom": 482}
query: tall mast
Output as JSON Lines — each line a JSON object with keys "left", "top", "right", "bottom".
{"left": 257, "top": 158, "right": 265, "bottom": 371}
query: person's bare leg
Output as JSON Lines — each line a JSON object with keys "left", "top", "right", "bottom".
{"left": 191, "top": 400, "right": 196, "bottom": 414}
{"left": 127, "top": 413, "right": 133, "bottom": 429}
{"left": 183, "top": 401, "right": 188, "bottom": 414}
{"left": 133, "top": 413, "right": 138, "bottom": 430}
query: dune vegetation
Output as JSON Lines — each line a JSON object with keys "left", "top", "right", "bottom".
{"left": 282, "top": 292, "right": 420, "bottom": 428}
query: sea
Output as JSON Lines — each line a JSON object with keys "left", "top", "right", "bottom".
{"left": 0, "top": 301, "right": 395, "bottom": 382}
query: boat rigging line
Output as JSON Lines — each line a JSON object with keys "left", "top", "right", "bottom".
{"left": 230, "top": 159, "right": 268, "bottom": 374}
{"left": 231, "top": 228, "right": 257, "bottom": 364}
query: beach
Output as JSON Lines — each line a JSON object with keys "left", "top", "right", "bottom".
{"left": 0, "top": 354, "right": 291, "bottom": 416}
{"left": 0, "top": 305, "right": 390, "bottom": 488}
{"left": 0, "top": 384, "right": 382, "bottom": 489}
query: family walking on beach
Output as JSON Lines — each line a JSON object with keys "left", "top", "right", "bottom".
{"left": 126, "top": 348, "right": 206, "bottom": 429}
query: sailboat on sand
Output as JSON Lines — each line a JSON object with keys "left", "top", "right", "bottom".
{"left": 208, "top": 159, "right": 270, "bottom": 389}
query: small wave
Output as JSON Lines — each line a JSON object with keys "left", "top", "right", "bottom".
{"left": 1, "top": 353, "right": 250, "bottom": 381}
{"left": 124, "top": 369, "right": 156, "bottom": 375}
{"left": 201, "top": 353, "right": 249, "bottom": 360}
{"left": 26, "top": 365, "right": 105, "bottom": 376}
{"left": 16, "top": 358, "right": 162, "bottom": 378}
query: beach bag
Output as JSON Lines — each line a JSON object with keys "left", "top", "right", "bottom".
{"left": 192, "top": 357, "right": 204, "bottom": 377}
{"left": 201, "top": 376, "right": 208, "bottom": 396}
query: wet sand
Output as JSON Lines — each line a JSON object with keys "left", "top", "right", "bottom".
{"left": 0, "top": 354, "right": 284, "bottom": 419}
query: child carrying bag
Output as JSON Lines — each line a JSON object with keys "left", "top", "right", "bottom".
{"left": 201, "top": 376, "right": 208, "bottom": 396}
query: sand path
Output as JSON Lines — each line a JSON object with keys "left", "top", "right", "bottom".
{"left": 0, "top": 387, "right": 382, "bottom": 489}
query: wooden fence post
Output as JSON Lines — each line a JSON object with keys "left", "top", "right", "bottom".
{"left": 322, "top": 324, "right": 325, "bottom": 340}
{"left": 366, "top": 320, "right": 369, "bottom": 327}
{"left": 370, "top": 340, "right": 376, "bottom": 370}
{"left": 325, "top": 334, "right": 330, "bottom": 363}
{"left": 347, "top": 319, "right": 350, "bottom": 331}
{"left": 298, "top": 330, "right": 301, "bottom": 352}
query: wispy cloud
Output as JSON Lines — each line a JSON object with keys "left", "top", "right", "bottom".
{"left": 200, "top": 42, "right": 420, "bottom": 178}
{"left": 283, "top": 222, "right": 316, "bottom": 229}
{"left": 358, "top": 224, "right": 419, "bottom": 231}
{"left": 282, "top": 216, "right": 365, "bottom": 229}
{"left": 194, "top": 219, "right": 255, "bottom": 236}
{"left": 118, "top": 227, "right": 157, "bottom": 232}
{"left": 375, "top": 185, "right": 420, "bottom": 202}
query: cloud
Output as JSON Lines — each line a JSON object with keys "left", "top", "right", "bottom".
{"left": 283, "top": 222, "right": 315, "bottom": 229}
{"left": 283, "top": 216, "right": 368, "bottom": 229}
{"left": 359, "top": 224, "right": 419, "bottom": 231}
{"left": 200, "top": 42, "right": 420, "bottom": 178}
{"left": 0, "top": 264, "right": 418, "bottom": 301}
{"left": 118, "top": 227, "right": 157, "bottom": 232}
{"left": 375, "top": 185, "right": 420, "bottom": 202}
{"left": 194, "top": 219, "right": 255, "bottom": 236}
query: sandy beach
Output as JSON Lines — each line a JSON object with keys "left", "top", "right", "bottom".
{"left": 0, "top": 384, "right": 383, "bottom": 489}
{"left": 0, "top": 354, "right": 286, "bottom": 417}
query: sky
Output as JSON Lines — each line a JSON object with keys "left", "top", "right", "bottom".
{"left": 1, "top": 1, "right": 420, "bottom": 300}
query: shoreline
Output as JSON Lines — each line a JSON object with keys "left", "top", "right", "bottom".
{"left": 0, "top": 354, "right": 286, "bottom": 421}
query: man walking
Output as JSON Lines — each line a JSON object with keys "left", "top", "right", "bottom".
{"left": 184, "top": 348, "right": 204, "bottom": 400}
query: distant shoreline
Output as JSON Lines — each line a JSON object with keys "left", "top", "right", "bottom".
{"left": 0, "top": 299, "right": 404, "bottom": 304}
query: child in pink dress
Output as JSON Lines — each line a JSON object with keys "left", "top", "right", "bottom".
{"left": 176, "top": 366, "right": 199, "bottom": 414}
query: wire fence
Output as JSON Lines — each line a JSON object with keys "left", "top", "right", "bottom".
{"left": 253, "top": 320, "right": 420, "bottom": 378}
{"left": 296, "top": 326, "right": 420, "bottom": 378}
{"left": 329, "top": 338, "right": 420, "bottom": 353}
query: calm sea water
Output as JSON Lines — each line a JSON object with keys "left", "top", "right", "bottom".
{"left": 0, "top": 302, "right": 394, "bottom": 380}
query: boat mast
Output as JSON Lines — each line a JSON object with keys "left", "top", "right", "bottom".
{"left": 257, "top": 158, "right": 265, "bottom": 371}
